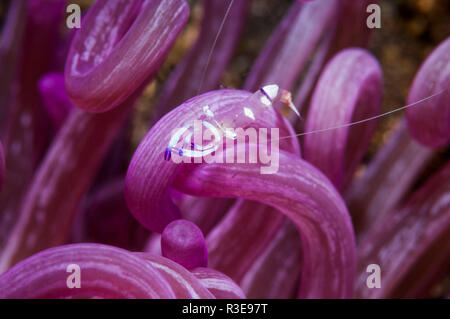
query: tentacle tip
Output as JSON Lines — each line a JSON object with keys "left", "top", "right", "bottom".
{"left": 161, "top": 220, "right": 208, "bottom": 270}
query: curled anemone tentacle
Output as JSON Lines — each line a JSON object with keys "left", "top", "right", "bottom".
{"left": 0, "top": 103, "right": 138, "bottom": 273}
{"left": 0, "top": 0, "right": 448, "bottom": 300}
{"left": 0, "top": 141, "right": 4, "bottom": 193}
{"left": 304, "top": 48, "right": 383, "bottom": 191}
{"left": 244, "top": 0, "right": 339, "bottom": 92}
{"left": 65, "top": 0, "right": 189, "bottom": 113}
{"left": 405, "top": 37, "right": 450, "bottom": 148}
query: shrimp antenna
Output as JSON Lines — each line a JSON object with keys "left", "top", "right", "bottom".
{"left": 197, "top": 0, "right": 235, "bottom": 95}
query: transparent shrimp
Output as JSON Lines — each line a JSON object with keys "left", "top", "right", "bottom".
{"left": 164, "top": 84, "right": 300, "bottom": 160}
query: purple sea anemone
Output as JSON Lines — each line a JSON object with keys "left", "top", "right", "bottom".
{"left": 0, "top": 0, "right": 448, "bottom": 300}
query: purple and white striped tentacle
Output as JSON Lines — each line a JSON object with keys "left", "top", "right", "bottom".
{"left": 345, "top": 120, "right": 433, "bottom": 239}
{"left": 244, "top": 0, "right": 338, "bottom": 92}
{"left": 303, "top": 48, "right": 383, "bottom": 191}
{"left": 173, "top": 146, "right": 356, "bottom": 298}
{"left": 65, "top": 0, "right": 189, "bottom": 113}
